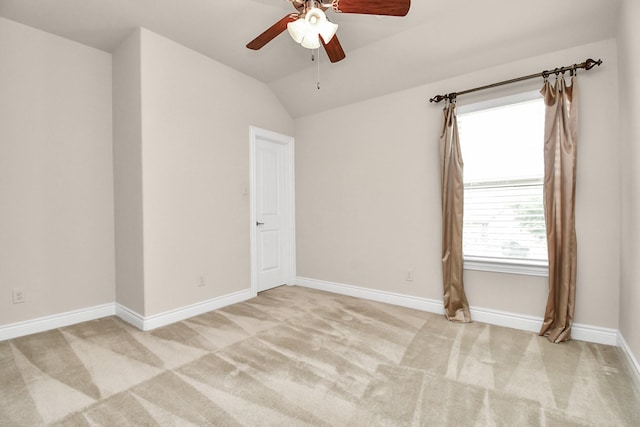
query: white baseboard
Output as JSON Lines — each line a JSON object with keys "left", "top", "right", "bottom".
{"left": 469, "top": 306, "right": 543, "bottom": 334}
{"left": 295, "top": 276, "right": 619, "bottom": 347}
{"left": 296, "top": 276, "right": 445, "bottom": 314}
{"left": 0, "top": 303, "right": 115, "bottom": 341}
{"left": 1, "top": 288, "right": 255, "bottom": 340}
{"left": 618, "top": 331, "right": 640, "bottom": 390}
{"left": 571, "top": 322, "right": 619, "bottom": 346}
{"left": 469, "top": 305, "right": 619, "bottom": 346}
{"left": 115, "top": 303, "right": 145, "bottom": 331}
{"left": 116, "top": 288, "right": 255, "bottom": 331}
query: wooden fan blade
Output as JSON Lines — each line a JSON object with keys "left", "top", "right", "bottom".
{"left": 322, "top": 35, "right": 346, "bottom": 63}
{"left": 332, "top": 0, "right": 410, "bottom": 16}
{"left": 246, "top": 14, "right": 298, "bottom": 50}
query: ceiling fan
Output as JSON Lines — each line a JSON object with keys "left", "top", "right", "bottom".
{"left": 246, "top": 0, "right": 411, "bottom": 63}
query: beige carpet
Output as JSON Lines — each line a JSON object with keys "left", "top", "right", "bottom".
{"left": 1, "top": 285, "right": 638, "bottom": 426}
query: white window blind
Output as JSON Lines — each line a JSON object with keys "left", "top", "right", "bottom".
{"left": 458, "top": 93, "right": 548, "bottom": 272}
{"left": 464, "top": 178, "right": 547, "bottom": 263}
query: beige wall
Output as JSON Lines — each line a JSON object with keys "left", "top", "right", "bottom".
{"left": 617, "top": 0, "right": 640, "bottom": 361}
{"left": 138, "top": 29, "right": 294, "bottom": 316}
{"left": 2, "top": 20, "right": 295, "bottom": 325}
{"left": 295, "top": 39, "right": 621, "bottom": 329}
{"left": 0, "top": 12, "right": 633, "bottom": 364}
{"left": 0, "top": 18, "right": 115, "bottom": 325}
{"left": 113, "top": 29, "right": 145, "bottom": 315}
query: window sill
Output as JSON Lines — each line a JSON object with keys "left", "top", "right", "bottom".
{"left": 463, "top": 256, "right": 548, "bottom": 277}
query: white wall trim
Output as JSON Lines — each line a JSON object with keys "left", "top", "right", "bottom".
{"left": 0, "top": 303, "right": 115, "bottom": 341}
{"left": 115, "top": 303, "right": 145, "bottom": 330}
{"left": 469, "top": 306, "right": 543, "bottom": 334}
{"left": 1, "top": 288, "right": 255, "bottom": 340}
{"left": 571, "top": 323, "right": 619, "bottom": 346}
{"left": 295, "top": 276, "right": 620, "bottom": 347}
{"left": 120, "top": 288, "right": 254, "bottom": 331}
{"left": 464, "top": 257, "right": 548, "bottom": 277}
{"left": 618, "top": 331, "right": 640, "bottom": 390}
{"left": 295, "top": 276, "right": 445, "bottom": 314}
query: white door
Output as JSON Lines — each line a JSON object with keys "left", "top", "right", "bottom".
{"left": 250, "top": 127, "right": 295, "bottom": 294}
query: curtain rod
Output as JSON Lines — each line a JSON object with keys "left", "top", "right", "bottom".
{"left": 429, "top": 58, "right": 603, "bottom": 104}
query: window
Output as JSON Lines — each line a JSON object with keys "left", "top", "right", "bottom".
{"left": 457, "top": 92, "right": 548, "bottom": 276}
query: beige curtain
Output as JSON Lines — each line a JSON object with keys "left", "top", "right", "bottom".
{"left": 440, "top": 101, "right": 471, "bottom": 323}
{"left": 539, "top": 75, "right": 578, "bottom": 343}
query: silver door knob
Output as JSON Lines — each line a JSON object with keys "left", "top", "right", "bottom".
{"left": 256, "top": 221, "right": 264, "bottom": 226}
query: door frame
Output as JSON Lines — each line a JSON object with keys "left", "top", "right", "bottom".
{"left": 249, "top": 126, "right": 296, "bottom": 296}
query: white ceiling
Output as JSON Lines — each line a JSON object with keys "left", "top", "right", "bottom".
{"left": 0, "top": 0, "right": 618, "bottom": 117}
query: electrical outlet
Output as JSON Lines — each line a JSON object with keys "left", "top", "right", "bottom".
{"left": 12, "top": 288, "right": 25, "bottom": 304}
{"left": 405, "top": 269, "right": 414, "bottom": 282}
{"left": 198, "top": 275, "right": 206, "bottom": 287}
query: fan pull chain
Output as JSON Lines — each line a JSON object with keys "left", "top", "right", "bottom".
{"left": 317, "top": 48, "right": 321, "bottom": 90}
{"left": 310, "top": 49, "right": 321, "bottom": 90}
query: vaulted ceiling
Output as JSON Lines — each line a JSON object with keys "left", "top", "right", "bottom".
{"left": 0, "top": 0, "right": 618, "bottom": 117}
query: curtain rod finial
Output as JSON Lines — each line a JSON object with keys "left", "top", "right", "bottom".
{"left": 429, "top": 93, "right": 457, "bottom": 104}
{"left": 584, "top": 58, "right": 602, "bottom": 70}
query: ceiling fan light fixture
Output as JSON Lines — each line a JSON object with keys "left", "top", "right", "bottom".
{"left": 301, "top": 33, "right": 321, "bottom": 49}
{"left": 319, "top": 20, "right": 338, "bottom": 43}
{"left": 287, "top": 7, "right": 338, "bottom": 50}
{"left": 287, "top": 19, "right": 307, "bottom": 44}
{"left": 305, "top": 7, "right": 326, "bottom": 28}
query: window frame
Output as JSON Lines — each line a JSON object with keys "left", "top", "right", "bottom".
{"left": 457, "top": 91, "right": 549, "bottom": 277}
